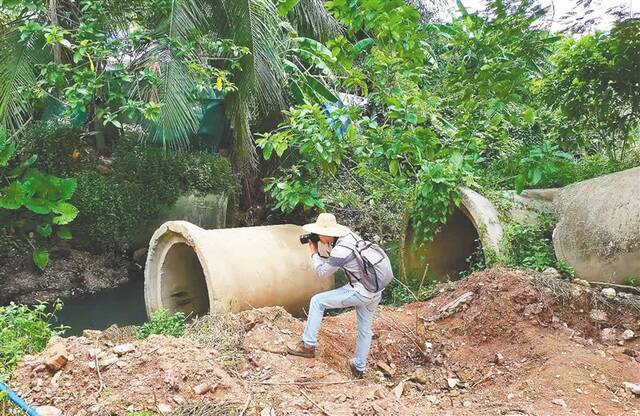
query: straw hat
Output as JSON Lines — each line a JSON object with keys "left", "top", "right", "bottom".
{"left": 303, "top": 213, "right": 351, "bottom": 237}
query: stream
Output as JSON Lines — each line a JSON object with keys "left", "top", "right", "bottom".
{"left": 56, "top": 277, "right": 148, "bottom": 336}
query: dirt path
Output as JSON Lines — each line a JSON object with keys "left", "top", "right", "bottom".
{"left": 10, "top": 268, "right": 640, "bottom": 415}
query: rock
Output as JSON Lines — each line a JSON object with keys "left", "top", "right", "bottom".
{"left": 574, "top": 279, "right": 591, "bottom": 287}
{"left": 376, "top": 361, "right": 395, "bottom": 377}
{"left": 463, "top": 400, "right": 472, "bottom": 408}
{"left": 193, "top": 382, "right": 211, "bottom": 395}
{"left": 372, "top": 403, "right": 386, "bottom": 414}
{"left": 601, "top": 328, "right": 617, "bottom": 343}
{"left": 113, "top": 343, "right": 135, "bottom": 356}
{"left": 425, "top": 395, "right": 439, "bottom": 405}
{"left": 411, "top": 368, "right": 429, "bottom": 384}
{"left": 447, "top": 378, "right": 459, "bottom": 389}
{"left": 622, "top": 330, "right": 635, "bottom": 340}
{"left": 542, "top": 267, "right": 562, "bottom": 279}
{"left": 43, "top": 343, "right": 68, "bottom": 371}
{"left": 393, "top": 381, "right": 405, "bottom": 399}
{"left": 623, "top": 382, "right": 640, "bottom": 395}
{"left": 439, "top": 292, "right": 474, "bottom": 314}
{"left": 334, "top": 393, "right": 347, "bottom": 403}
{"left": 494, "top": 353, "right": 505, "bottom": 365}
{"left": 157, "top": 403, "right": 172, "bottom": 414}
{"left": 82, "top": 329, "right": 103, "bottom": 340}
{"left": 36, "top": 406, "right": 62, "bottom": 416}
{"left": 524, "top": 302, "right": 543, "bottom": 316}
{"left": 591, "top": 406, "right": 600, "bottom": 414}
{"left": 589, "top": 309, "right": 608, "bottom": 322}
{"left": 552, "top": 398, "right": 567, "bottom": 407}
{"left": 260, "top": 407, "right": 276, "bottom": 416}
{"left": 601, "top": 288, "right": 616, "bottom": 299}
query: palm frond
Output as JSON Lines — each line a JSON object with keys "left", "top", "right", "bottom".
{"left": 133, "top": 0, "right": 206, "bottom": 150}
{"left": 0, "top": 27, "right": 43, "bottom": 132}
{"left": 287, "top": 0, "right": 342, "bottom": 42}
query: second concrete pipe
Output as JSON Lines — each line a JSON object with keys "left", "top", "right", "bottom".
{"left": 144, "top": 221, "right": 333, "bottom": 317}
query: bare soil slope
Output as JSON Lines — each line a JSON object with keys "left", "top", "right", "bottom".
{"left": 11, "top": 268, "right": 640, "bottom": 415}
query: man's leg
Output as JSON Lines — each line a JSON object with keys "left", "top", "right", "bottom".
{"left": 301, "top": 287, "right": 357, "bottom": 347}
{"left": 352, "top": 295, "right": 381, "bottom": 372}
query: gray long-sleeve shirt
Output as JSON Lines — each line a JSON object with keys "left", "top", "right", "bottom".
{"left": 310, "top": 234, "right": 379, "bottom": 298}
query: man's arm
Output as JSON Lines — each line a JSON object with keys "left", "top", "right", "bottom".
{"left": 309, "top": 241, "right": 355, "bottom": 278}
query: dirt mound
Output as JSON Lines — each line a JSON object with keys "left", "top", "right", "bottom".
{"left": 9, "top": 268, "right": 640, "bottom": 415}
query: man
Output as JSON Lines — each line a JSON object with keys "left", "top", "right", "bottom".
{"left": 286, "top": 213, "right": 393, "bottom": 379}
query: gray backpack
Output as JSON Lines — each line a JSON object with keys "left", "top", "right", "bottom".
{"left": 337, "top": 234, "right": 394, "bottom": 293}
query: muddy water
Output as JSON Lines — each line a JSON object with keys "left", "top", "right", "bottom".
{"left": 56, "top": 277, "right": 148, "bottom": 336}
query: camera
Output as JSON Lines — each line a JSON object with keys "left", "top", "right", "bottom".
{"left": 299, "top": 233, "right": 320, "bottom": 244}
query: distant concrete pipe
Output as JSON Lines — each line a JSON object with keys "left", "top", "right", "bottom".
{"left": 553, "top": 167, "right": 640, "bottom": 284}
{"left": 403, "top": 167, "right": 640, "bottom": 284}
{"left": 144, "top": 221, "right": 333, "bottom": 318}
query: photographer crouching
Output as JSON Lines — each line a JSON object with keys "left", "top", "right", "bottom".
{"left": 286, "top": 213, "right": 394, "bottom": 379}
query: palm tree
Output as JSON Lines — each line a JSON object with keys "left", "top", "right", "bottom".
{"left": 0, "top": 0, "right": 341, "bottom": 168}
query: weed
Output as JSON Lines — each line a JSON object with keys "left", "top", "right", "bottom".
{"left": 135, "top": 309, "right": 186, "bottom": 340}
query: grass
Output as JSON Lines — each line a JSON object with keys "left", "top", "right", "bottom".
{"left": 184, "top": 311, "right": 245, "bottom": 370}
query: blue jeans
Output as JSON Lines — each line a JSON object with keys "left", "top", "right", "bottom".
{"left": 302, "top": 286, "right": 381, "bottom": 372}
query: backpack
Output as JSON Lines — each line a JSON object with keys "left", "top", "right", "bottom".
{"left": 337, "top": 234, "right": 394, "bottom": 293}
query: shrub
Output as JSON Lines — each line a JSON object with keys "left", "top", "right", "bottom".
{"left": 14, "top": 122, "right": 95, "bottom": 177}
{"left": 0, "top": 301, "right": 66, "bottom": 380}
{"left": 72, "top": 136, "right": 239, "bottom": 252}
{"left": 135, "top": 309, "right": 186, "bottom": 339}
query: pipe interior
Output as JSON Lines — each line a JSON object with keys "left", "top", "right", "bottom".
{"left": 406, "top": 208, "right": 481, "bottom": 281}
{"left": 160, "top": 242, "right": 210, "bottom": 316}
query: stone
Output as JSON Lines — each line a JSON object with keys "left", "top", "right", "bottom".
{"left": 113, "top": 343, "right": 135, "bottom": 356}
{"left": 411, "top": 368, "right": 429, "bottom": 384}
{"left": 589, "top": 309, "right": 608, "bottom": 322}
{"left": 82, "top": 329, "right": 103, "bottom": 340}
{"left": 43, "top": 343, "right": 68, "bottom": 371}
{"left": 393, "top": 381, "right": 405, "bottom": 399}
{"left": 524, "top": 302, "right": 544, "bottom": 316}
{"left": 552, "top": 398, "right": 567, "bottom": 407}
{"left": 623, "top": 382, "right": 640, "bottom": 395}
{"left": 494, "top": 353, "right": 505, "bottom": 365}
{"left": 36, "top": 406, "right": 62, "bottom": 416}
{"left": 574, "top": 279, "right": 591, "bottom": 287}
{"left": 157, "top": 403, "right": 172, "bottom": 414}
{"left": 542, "top": 267, "right": 562, "bottom": 279}
{"left": 193, "top": 383, "right": 211, "bottom": 395}
{"left": 601, "top": 288, "right": 616, "bottom": 299}
{"left": 133, "top": 247, "right": 148, "bottom": 264}
{"left": 601, "top": 328, "right": 617, "bottom": 343}
{"left": 260, "top": 407, "right": 276, "bottom": 416}
{"left": 372, "top": 403, "right": 386, "bottom": 414}
{"left": 376, "top": 361, "right": 395, "bottom": 377}
{"left": 447, "top": 378, "right": 459, "bottom": 389}
{"left": 463, "top": 400, "right": 472, "bottom": 408}
{"left": 622, "top": 330, "right": 635, "bottom": 340}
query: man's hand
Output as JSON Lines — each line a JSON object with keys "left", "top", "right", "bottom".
{"left": 308, "top": 240, "right": 318, "bottom": 254}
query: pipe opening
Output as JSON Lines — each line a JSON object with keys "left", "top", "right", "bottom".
{"left": 160, "top": 243, "right": 210, "bottom": 317}
{"left": 405, "top": 208, "right": 481, "bottom": 281}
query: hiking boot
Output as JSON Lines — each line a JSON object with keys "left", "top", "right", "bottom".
{"left": 286, "top": 341, "right": 316, "bottom": 358}
{"left": 348, "top": 360, "right": 363, "bottom": 379}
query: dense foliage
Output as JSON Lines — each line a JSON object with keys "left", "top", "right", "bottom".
{"left": 0, "top": 301, "right": 65, "bottom": 380}
{"left": 135, "top": 309, "right": 187, "bottom": 339}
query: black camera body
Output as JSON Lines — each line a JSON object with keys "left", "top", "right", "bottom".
{"left": 299, "top": 233, "right": 320, "bottom": 244}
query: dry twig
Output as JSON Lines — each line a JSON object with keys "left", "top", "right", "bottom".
{"left": 301, "top": 389, "right": 333, "bottom": 416}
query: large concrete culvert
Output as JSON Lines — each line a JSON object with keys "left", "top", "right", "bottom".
{"left": 403, "top": 187, "right": 505, "bottom": 282}
{"left": 144, "top": 221, "right": 334, "bottom": 318}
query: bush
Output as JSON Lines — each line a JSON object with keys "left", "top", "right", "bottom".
{"left": 501, "top": 215, "right": 574, "bottom": 278}
{"left": 72, "top": 171, "right": 158, "bottom": 252}
{"left": 14, "top": 122, "right": 95, "bottom": 177}
{"left": 72, "top": 136, "right": 238, "bottom": 252}
{"left": 0, "top": 301, "right": 66, "bottom": 380}
{"left": 135, "top": 309, "right": 186, "bottom": 339}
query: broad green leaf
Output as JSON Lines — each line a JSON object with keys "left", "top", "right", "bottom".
{"left": 57, "top": 226, "right": 72, "bottom": 240}
{"left": 52, "top": 202, "right": 79, "bottom": 225}
{"left": 405, "top": 113, "right": 418, "bottom": 124}
{"left": 523, "top": 108, "right": 535, "bottom": 125}
{"left": 389, "top": 159, "right": 399, "bottom": 176}
{"left": 277, "top": 0, "right": 300, "bottom": 16}
{"left": 531, "top": 168, "right": 542, "bottom": 185}
{"left": 304, "top": 75, "right": 339, "bottom": 103}
{"left": 36, "top": 224, "right": 52, "bottom": 238}
{"left": 0, "top": 141, "right": 15, "bottom": 167}
{"left": 55, "top": 177, "right": 78, "bottom": 200}
{"left": 450, "top": 152, "right": 464, "bottom": 168}
{"left": 25, "top": 198, "right": 53, "bottom": 214}
{"left": 33, "top": 249, "right": 50, "bottom": 270}
{"left": 263, "top": 144, "right": 273, "bottom": 160}
{"left": 0, "top": 182, "right": 26, "bottom": 209}
{"left": 353, "top": 38, "right": 374, "bottom": 53}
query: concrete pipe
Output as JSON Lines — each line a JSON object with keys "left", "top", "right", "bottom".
{"left": 402, "top": 187, "right": 558, "bottom": 281}
{"left": 144, "top": 221, "right": 333, "bottom": 318}
{"left": 553, "top": 167, "right": 640, "bottom": 284}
